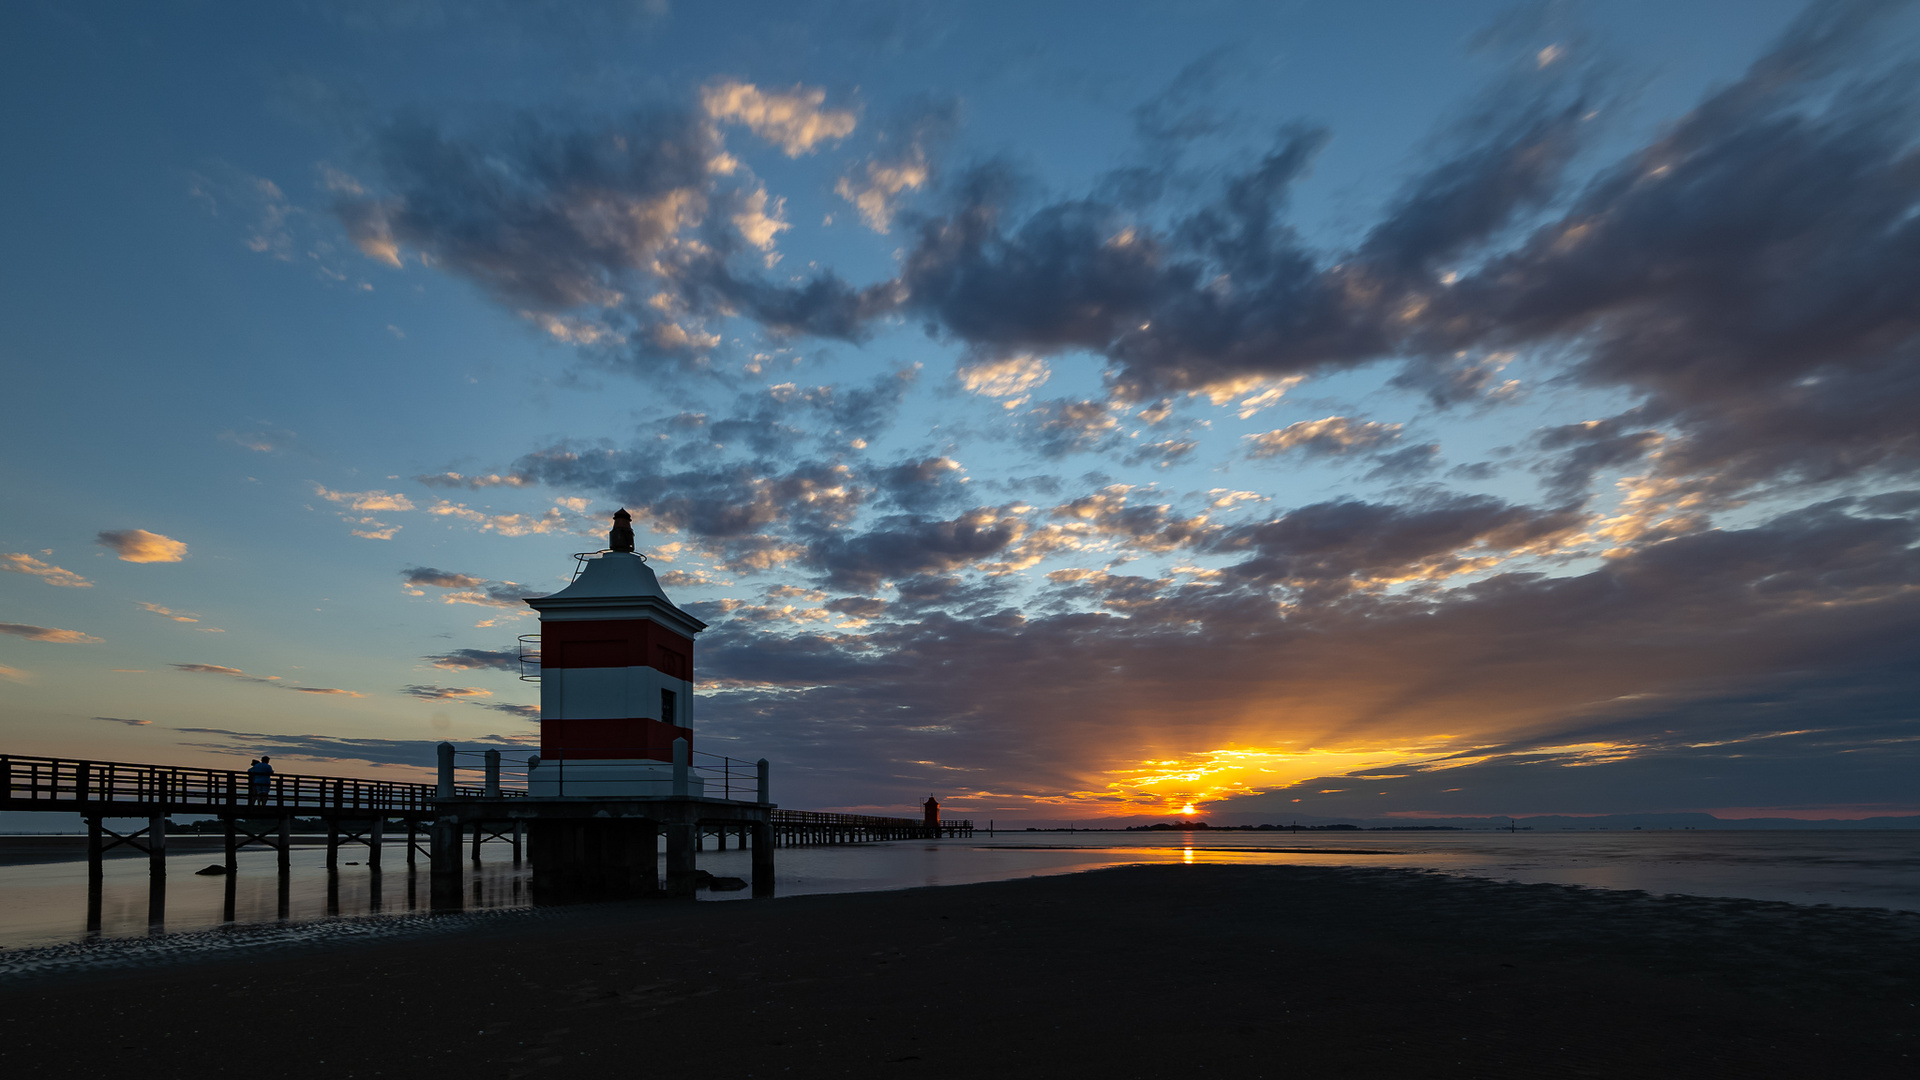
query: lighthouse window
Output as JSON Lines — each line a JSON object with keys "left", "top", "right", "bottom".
{"left": 661, "top": 688, "right": 678, "bottom": 724}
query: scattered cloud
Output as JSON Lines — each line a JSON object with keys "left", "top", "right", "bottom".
{"left": 170, "top": 662, "right": 361, "bottom": 696}
{"left": 313, "top": 485, "right": 415, "bottom": 511}
{"left": 701, "top": 80, "right": 858, "bottom": 156}
{"left": 1, "top": 553, "right": 91, "bottom": 588}
{"left": 1245, "top": 417, "right": 1403, "bottom": 458}
{"left": 400, "top": 684, "right": 494, "bottom": 701}
{"left": 0, "top": 623, "right": 103, "bottom": 644}
{"left": 97, "top": 529, "right": 188, "bottom": 563}
{"left": 95, "top": 716, "right": 152, "bottom": 726}
{"left": 137, "top": 602, "right": 199, "bottom": 623}
{"left": 957, "top": 354, "right": 1050, "bottom": 400}
{"left": 400, "top": 566, "right": 546, "bottom": 608}
{"left": 220, "top": 427, "right": 298, "bottom": 454}
{"left": 422, "top": 647, "right": 520, "bottom": 672}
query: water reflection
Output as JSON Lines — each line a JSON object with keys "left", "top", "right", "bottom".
{"left": 0, "top": 841, "right": 537, "bottom": 950}
{"left": 1, "top": 830, "right": 1915, "bottom": 950}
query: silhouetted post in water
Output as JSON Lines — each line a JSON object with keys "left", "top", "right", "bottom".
{"left": 222, "top": 866, "right": 237, "bottom": 923}
{"left": 84, "top": 815, "right": 103, "bottom": 936}
{"left": 326, "top": 868, "right": 340, "bottom": 916}
{"left": 484, "top": 748, "right": 501, "bottom": 797}
{"left": 429, "top": 815, "right": 462, "bottom": 910}
{"left": 665, "top": 819, "right": 695, "bottom": 897}
{"left": 368, "top": 814, "right": 384, "bottom": 870}
{"left": 224, "top": 814, "right": 238, "bottom": 872}
{"left": 511, "top": 821, "right": 523, "bottom": 863}
{"left": 471, "top": 821, "right": 484, "bottom": 864}
{"left": 406, "top": 819, "right": 418, "bottom": 869}
{"left": 85, "top": 815, "right": 103, "bottom": 887}
{"left": 752, "top": 820, "right": 774, "bottom": 897}
{"left": 430, "top": 742, "right": 463, "bottom": 909}
{"left": 277, "top": 814, "right": 291, "bottom": 876}
{"left": 148, "top": 810, "right": 167, "bottom": 928}
{"left": 326, "top": 817, "right": 339, "bottom": 870}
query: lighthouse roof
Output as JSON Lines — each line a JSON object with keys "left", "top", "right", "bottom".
{"left": 524, "top": 551, "right": 707, "bottom": 635}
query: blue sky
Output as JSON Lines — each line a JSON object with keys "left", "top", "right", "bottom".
{"left": 4, "top": 0, "right": 1917, "bottom": 823}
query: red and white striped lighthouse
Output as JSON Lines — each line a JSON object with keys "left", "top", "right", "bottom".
{"left": 524, "top": 509, "right": 708, "bottom": 795}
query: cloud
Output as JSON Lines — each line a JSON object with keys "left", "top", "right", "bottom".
{"left": 1, "top": 553, "right": 91, "bottom": 587}
{"left": 1203, "top": 493, "right": 1586, "bottom": 596}
{"left": 837, "top": 148, "right": 929, "bottom": 232}
{"left": 0, "top": 665, "right": 28, "bottom": 683}
{"left": 1245, "top": 416, "right": 1403, "bottom": 458}
{"left": 95, "top": 716, "right": 152, "bottom": 726}
{"left": 414, "top": 471, "right": 534, "bottom": 490}
{"left": 834, "top": 96, "right": 956, "bottom": 232}
{"left": 956, "top": 354, "right": 1049, "bottom": 399}
{"left": 1020, "top": 398, "right": 1121, "bottom": 457}
{"left": 480, "top": 702, "right": 541, "bottom": 720}
{"left": 171, "top": 662, "right": 363, "bottom": 696}
{"left": 220, "top": 427, "right": 298, "bottom": 453}
{"left": 401, "top": 684, "right": 494, "bottom": 701}
{"left": 328, "top": 94, "right": 910, "bottom": 374}
{"left": 0, "top": 623, "right": 103, "bottom": 644}
{"left": 174, "top": 662, "right": 249, "bottom": 676}
{"left": 137, "top": 602, "right": 199, "bottom": 623}
{"left": 701, "top": 80, "right": 858, "bottom": 156}
{"left": 313, "top": 485, "right": 415, "bottom": 512}
{"left": 422, "top": 647, "right": 520, "bottom": 671}
{"left": 173, "top": 728, "right": 534, "bottom": 770}
{"left": 804, "top": 506, "right": 1026, "bottom": 592}
{"left": 96, "top": 529, "right": 188, "bottom": 563}
{"left": 400, "top": 566, "right": 546, "bottom": 608}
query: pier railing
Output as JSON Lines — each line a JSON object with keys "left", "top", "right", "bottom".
{"left": 2, "top": 752, "right": 973, "bottom": 837}
{"left": 449, "top": 746, "right": 768, "bottom": 802}
{"left": 0, "top": 754, "right": 486, "bottom": 816}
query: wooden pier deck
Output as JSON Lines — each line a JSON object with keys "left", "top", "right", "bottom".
{"left": 0, "top": 751, "right": 974, "bottom": 918}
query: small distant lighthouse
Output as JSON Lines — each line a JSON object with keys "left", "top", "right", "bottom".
{"left": 524, "top": 509, "right": 708, "bottom": 796}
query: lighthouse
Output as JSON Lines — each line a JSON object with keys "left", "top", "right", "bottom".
{"left": 524, "top": 509, "right": 708, "bottom": 796}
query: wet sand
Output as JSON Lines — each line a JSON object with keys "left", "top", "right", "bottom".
{"left": 0, "top": 864, "right": 1914, "bottom": 1078}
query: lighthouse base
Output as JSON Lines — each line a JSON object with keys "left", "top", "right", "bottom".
{"left": 527, "top": 818, "right": 663, "bottom": 895}
{"left": 428, "top": 794, "right": 774, "bottom": 904}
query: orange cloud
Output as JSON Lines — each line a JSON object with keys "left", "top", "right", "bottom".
{"left": 97, "top": 529, "right": 188, "bottom": 563}
{"left": 1, "top": 553, "right": 92, "bottom": 587}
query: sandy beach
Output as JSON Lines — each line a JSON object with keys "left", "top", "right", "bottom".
{"left": 0, "top": 864, "right": 1914, "bottom": 1078}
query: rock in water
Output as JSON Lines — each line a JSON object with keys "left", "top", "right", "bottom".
{"left": 194, "top": 864, "right": 228, "bottom": 876}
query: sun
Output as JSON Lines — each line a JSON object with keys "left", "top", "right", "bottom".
{"left": 1180, "top": 803, "right": 1197, "bottom": 815}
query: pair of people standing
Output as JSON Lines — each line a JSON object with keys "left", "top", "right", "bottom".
{"left": 245, "top": 756, "right": 274, "bottom": 805}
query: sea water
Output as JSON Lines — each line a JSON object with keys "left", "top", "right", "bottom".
{"left": 0, "top": 829, "right": 1914, "bottom": 950}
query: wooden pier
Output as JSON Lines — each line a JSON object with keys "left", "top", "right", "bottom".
{"left": 0, "top": 749, "right": 974, "bottom": 924}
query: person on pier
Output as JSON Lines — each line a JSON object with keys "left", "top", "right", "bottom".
{"left": 247, "top": 756, "right": 274, "bottom": 805}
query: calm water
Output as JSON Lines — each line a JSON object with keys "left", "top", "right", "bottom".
{"left": 0, "top": 830, "right": 1914, "bottom": 950}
